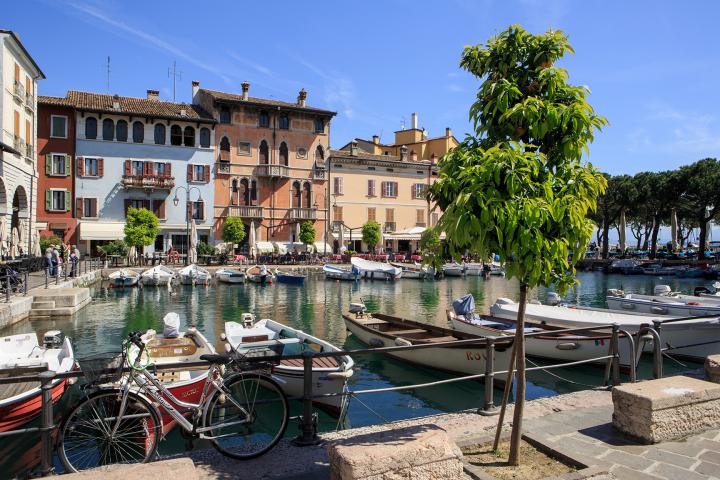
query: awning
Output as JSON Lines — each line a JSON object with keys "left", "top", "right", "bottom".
{"left": 256, "top": 241, "right": 274, "bottom": 254}
{"left": 383, "top": 226, "right": 426, "bottom": 241}
{"left": 313, "top": 241, "right": 333, "bottom": 254}
{"left": 79, "top": 222, "right": 125, "bottom": 241}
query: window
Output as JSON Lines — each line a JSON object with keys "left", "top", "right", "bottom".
{"left": 386, "top": 208, "right": 395, "bottom": 222}
{"left": 279, "top": 142, "right": 288, "bottom": 166}
{"left": 238, "top": 141, "right": 251, "bottom": 156}
{"left": 152, "top": 199, "right": 166, "bottom": 220}
{"left": 315, "top": 145, "right": 324, "bottom": 161}
{"left": 259, "top": 140, "right": 269, "bottom": 164}
{"left": 297, "top": 147, "right": 307, "bottom": 159}
{"left": 199, "top": 127, "right": 210, "bottom": 148}
{"left": 13, "top": 110, "right": 19, "bottom": 136}
{"left": 219, "top": 136, "right": 230, "bottom": 161}
{"left": 314, "top": 118, "right": 324, "bottom": 133}
{"left": 239, "top": 178, "right": 250, "bottom": 206}
{"left": 84, "top": 158, "right": 99, "bottom": 177}
{"left": 154, "top": 124, "right": 166, "bottom": 144}
{"left": 368, "top": 207, "right": 376, "bottom": 222}
{"left": 50, "top": 190, "right": 68, "bottom": 211}
{"left": 413, "top": 183, "right": 427, "bottom": 199}
{"left": 85, "top": 117, "right": 97, "bottom": 139}
{"left": 170, "top": 125, "right": 182, "bottom": 146}
{"left": 129, "top": 199, "right": 146, "bottom": 210}
{"left": 83, "top": 198, "right": 98, "bottom": 218}
{"left": 193, "top": 164, "right": 205, "bottom": 182}
{"left": 132, "top": 121, "right": 144, "bottom": 143}
{"left": 132, "top": 160, "right": 144, "bottom": 176}
{"left": 116, "top": 120, "right": 128, "bottom": 142}
{"left": 250, "top": 180, "right": 258, "bottom": 205}
{"left": 102, "top": 118, "right": 114, "bottom": 141}
{"left": 278, "top": 114, "right": 289, "bottom": 130}
{"left": 190, "top": 201, "right": 204, "bottom": 220}
{"left": 367, "top": 179, "right": 376, "bottom": 197}
{"left": 183, "top": 126, "right": 195, "bottom": 147}
{"left": 431, "top": 213, "right": 439, "bottom": 226}
{"left": 416, "top": 209, "right": 425, "bottom": 226}
{"left": 50, "top": 115, "right": 67, "bottom": 138}
{"left": 51, "top": 154, "right": 67, "bottom": 176}
{"left": 220, "top": 106, "right": 231, "bottom": 124}
{"left": 368, "top": 166, "right": 376, "bottom": 171}
{"left": 292, "top": 181, "right": 301, "bottom": 208}
{"left": 154, "top": 163, "right": 167, "bottom": 177}
{"left": 258, "top": 111, "right": 269, "bottom": 128}
{"left": 333, "top": 206, "right": 343, "bottom": 222}
{"left": 333, "top": 176, "right": 343, "bottom": 195}
{"left": 382, "top": 181, "right": 398, "bottom": 198}
{"left": 303, "top": 182, "right": 312, "bottom": 208}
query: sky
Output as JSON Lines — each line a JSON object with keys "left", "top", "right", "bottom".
{"left": 4, "top": 0, "right": 720, "bottom": 176}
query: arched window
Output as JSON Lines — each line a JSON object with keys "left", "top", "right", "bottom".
{"left": 85, "top": 117, "right": 97, "bottom": 139}
{"left": 220, "top": 106, "right": 231, "bottom": 124}
{"left": 132, "top": 121, "right": 144, "bottom": 143}
{"left": 102, "top": 118, "right": 114, "bottom": 141}
{"left": 279, "top": 142, "right": 288, "bottom": 166}
{"left": 292, "top": 181, "right": 301, "bottom": 208}
{"left": 250, "top": 180, "right": 258, "bottom": 205}
{"left": 219, "top": 136, "right": 230, "bottom": 162}
{"left": 278, "top": 114, "right": 289, "bottom": 130}
{"left": 199, "top": 127, "right": 210, "bottom": 148}
{"left": 258, "top": 111, "right": 269, "bottom": 128}
{"left": 303, "top": 182, "right": 312, "bottom": 208}
{"left": 183, "top": 126, "right": 195, "bottom": 147}
{"left": 315, "top": 145, "right": 324, "bottom": 161}
{"left": 231, "top": 179, "right": 239, "bottom": 206}
{"left": 154, "top": 124, "right": 166, "bottom": 144}
{"left": 314, "top": 118, "right": 324, "bottom": 133}
{"left": 116, "top": 120, "right": 128, "bottom": 142}
{"left": 259, "top": 140, "right": 269, "bottom": 164}
{"left": 170, "top": 125, "right": 182, "bottom": 146}
{"left": 240, "top": 178, "right": 250, "bottom": 206}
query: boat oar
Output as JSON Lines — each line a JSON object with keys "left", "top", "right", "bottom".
{"left": 493, "top": 339, "right": 517, "bottom": 451}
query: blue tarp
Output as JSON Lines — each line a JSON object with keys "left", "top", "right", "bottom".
{"left": 452, "top": 294, "right": 475, "bottom": 316}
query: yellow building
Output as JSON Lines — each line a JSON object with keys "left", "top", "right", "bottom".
{"left": 328, "top": 114, "right": 458, "bottom": 253}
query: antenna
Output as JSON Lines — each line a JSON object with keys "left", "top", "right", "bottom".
{"left": 168, "top": 61, "right": 182, "bottom": 101}
{"left": 400, "top": 117, "right": 405, "bottom": 130}
{"left": 106, "top": 56, "right": 111, "bottom": 93}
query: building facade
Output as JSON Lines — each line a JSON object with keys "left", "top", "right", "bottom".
{"left": 0, "top": 30, "right": 44, "bottom": 255}
{"left": 40, "top": 90, "right": 216, "bottom": 255}
{"left": 36, "top": 98, "right": 77, "bottom": 243}
{"left": 192, "top": 82, "right": 335, "bottom": 253}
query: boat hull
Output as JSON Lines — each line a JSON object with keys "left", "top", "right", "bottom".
{"left": 0, "top": 378, "right": 68, "bottom": 432}
{"left": 606, "top": 296, "right": 720, "bottom": 317}
{"left": 275, "top": 273, "right": 305, "bottom": 285}
{"left": 110, "top": 277, "right": 139, "bottom": 288}
{"left": 179, "top": 275, "right": 210, "bottom": 286}
{"left": 216, "top": 273, "right": 245, "bottom": 284}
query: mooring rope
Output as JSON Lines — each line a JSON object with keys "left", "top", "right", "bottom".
{"left": 525, "top": 357, "right": 600, "bottom": 389}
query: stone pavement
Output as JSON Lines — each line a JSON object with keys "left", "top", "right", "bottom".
{"left": 523, "top": 404, "right": 720, "bottom": 480}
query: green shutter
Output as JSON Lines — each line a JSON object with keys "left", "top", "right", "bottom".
{"left": 64, "top": 190, "right": 71, "bottom": 211}
{"left": 45, "top": 190, "right": 51, "bottom": 211}
{"left": 65, "top": 155, "right": 71, "bottom": 176}
{"left": 45, "top": 154, "right": 51, "bottom": 175}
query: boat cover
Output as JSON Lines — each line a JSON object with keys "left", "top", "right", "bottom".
{"left": 453, "top": 294, "right": 475, "bottom": 317}
{"left": 163, "top": 312, "right": 180, "bottom": 338}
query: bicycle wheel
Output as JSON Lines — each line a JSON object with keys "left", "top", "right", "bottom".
{"left": 58, "top": 389, "right": 162, "bottom": 473}
{"left": 204, "top": 373, "right": 289, "bottom": 459}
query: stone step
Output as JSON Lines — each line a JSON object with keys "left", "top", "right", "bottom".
{"left": 31, "top": 301, "right": 56, "bottom": 309}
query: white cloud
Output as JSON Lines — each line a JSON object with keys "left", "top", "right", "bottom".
{"left": 226, "top": 52, "right": 272, "bottom": 77}
{"left": 447, "top": 83, "right": 465, "bottom": 93}
{"left": 293, "top": 58, "right": 357, "bottom": 119}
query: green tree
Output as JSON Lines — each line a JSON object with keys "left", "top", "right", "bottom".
{"left": 124, "top": 208, "right": 160, "bottom": 249}
{"left": 299, "top": 221, "right": 316, "bottom": 247}
{"left": 361, "top": 221, "right": 381, "bottom": 252}
{"left": 40, "top": 235, "right": 63, "bottom": 253}
{"left": 677, "top": 158, "right": 720, "bottom": 258}
{"left": 221, "top": 217, "right": 246, "bottom": 245}
{"left": 591, "top": 174, "right": 636, "bottom": 258}
{"left": 420, "top": 227, "right": 442, "bottom": 267}
{"left": 431, "top": 25, "right": 607, "bottom": 465}
{"left": 97, "top": 239, "right": 128, "bottom": 257}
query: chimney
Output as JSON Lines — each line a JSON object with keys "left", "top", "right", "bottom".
{"left": 112, "top": 94, "right": 120, "bottom": 110}
{"left": 411, "top": 112, "right": 418, "bottom": 130}
{"left": 191, "top": 80, "right": 200, "bottom": 99}
{"left": 350, "top": 140, "right": 359, "bottom": 156}
{"left": 180, "top": 107, "right": 187, "bottom": 117}
{"left": 297, "top": 88, "right": 307, "bottom": 107}
{"left": 400, "top": 145, "right": 408, "bottom": 161}
{"left": 372, "top": 135, "right": 379, "bottom": 144}
{"left": 146, "top": 89, "right": 159, "bottom": 101}
{"left": 445, "top": 127, "right": 452, "bottom": 138}
{"left": 241, "top": 81, "right": 250, "bottom": 100}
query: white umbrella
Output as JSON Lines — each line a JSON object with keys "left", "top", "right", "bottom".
{"left": 0, "top": 215, "right": 7, "bottom": 257}
{"left": 671, "top": 208, "right": 678, "bottom": 251}
{"left": 249, "top": 221, "right": 257, "bottom": 258}
{"left": 188, "top": 219, "right": 198, "bottom": 264}
{"left": 618, "top": 209, "right": 626, "bottom": 254}
{"left": 166, "top": 237, "right": 173, "bottom": 253}
{"left": 127, "top": 245, "right": 137, "bottom": 266}
{"left": 9, "top": 227, "right": 19, "bottom": 258}
{"left": 338, "top": 223, "right": 346, "bottom": 253}
{"left": 32, "top": 229, "right": 42, "bottom": 256}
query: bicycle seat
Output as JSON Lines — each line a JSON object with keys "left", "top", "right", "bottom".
{"left": 200, "top": 353, "right": 231, "bottom": 364}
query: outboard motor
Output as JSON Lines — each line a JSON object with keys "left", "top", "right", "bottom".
{"left": 695, "top": 286, "right": 712, "bottom": 297}
{"left": 43, "top": 330, "right": 64, "bottom": 349}
{"left": 163, "top": 312, "right": 181, "bottom": 338}
{"left": 241, "top": 313, "right": 256, "bottom": 328}
{"left": 349, "top": 302, "right": 367, "bottom": 315}
{"left": 452, "top": 294, "right": 475, "bottom": 320}
{"left": 546, "top": 292, "right": 562, "bottom": 306}
{"left": 654, "top": 285, "right": 672, "bottom": 296}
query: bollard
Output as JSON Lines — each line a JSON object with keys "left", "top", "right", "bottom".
{"left": 55, "top": 268, "right": 59, "bottom": 285}
{"left": 39, "top": 370, "right": 56, "bottom": 476}
{"left": 45, "top": 267, "right": 48, "bottom": 289}
{"left": 64, "top": 263, "right": 68, "bottom": 281}
{"left": 293, "top": 351, "right": 320, "bottom": 446}
{"left": 479, "top": 337, "right": 498, "bottom": 415}
{"left": 611, "top": 323, "right": 621, "bottom": 386}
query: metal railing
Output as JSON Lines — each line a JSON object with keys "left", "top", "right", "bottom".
{"left": 121, "top": 174, "right": 175, "bottom": 190}
{"left": 256, "top": 164, "right": 289, "bottom": 178}
{"left": 228, "top": 205, "right": 264, "bottom": 219}
{"left": 289, "top": 207, "right": 318, "bottom": 221}
{"left": 2, "top": 257, "right": 103, "bottom": 301}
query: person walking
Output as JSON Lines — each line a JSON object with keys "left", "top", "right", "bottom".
{"left": 51, "top": 246, "right": 60, "bottom": 277}
{"left": 70, "top": 245, "right": 79, "bottom": 278}
{"left": 45, "top": 247, "right": 54, "bottom": 276}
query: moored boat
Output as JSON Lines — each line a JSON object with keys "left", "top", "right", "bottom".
{"left": 215, "top": 268, "right": 246, "bottom": 284}
{"left": 246, "top": 265, "right": 274, "bottom": 284}
{"left": 606, "top": 287, "right": 720, "bottom": 317}
{"left": 351, "top": 257, "right": 402, "bottom": 280}
{"left": 108, "top": 269, "right": 140, "bottom": 288}
{"left": 488, "top": 262, "right": 506, "bottom": 276}
{"left": 178, "top": 264, "right": 211, "bottom": 286}
{"left": 392, "top": 262, "right": 433, "bottom": 280}
{"left": 274, "top": 269, "right": 306, "bottom": 285}
{"left": 224, "top": 314, "right": 353, "bottom": 415}
{"left": 609, "top": 258, "right": 640, "bottom": 274}
{"left": 0, "top": 331, "right": 75, "bottom": 432}
{"left": 140, "top": 265, "right": 175, "bottom": 286}
{"left": 442, "top": 262, "right": 464, "bottom": 277}
{"left": 464, "top": 263, "right": 484, "bottom": 276}
{"left": 323, "top": 264, "right": 359, "bottom": 281}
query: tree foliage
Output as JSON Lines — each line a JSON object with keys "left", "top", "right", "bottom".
{"left": 361, "top": 221, "right": 381, "bottom": 252}
{"left": 40, "top": 235, "right": 63, "bottom": 253}
{"left": 299, "top": 221, "right": 316, "bottom": 246}
{"left": 221, "top": 217, "right": 246, "bottom": 245}
{"left": 97, "top": 239, "right": 128, "bottom": 257}
{"left": 124, "top": 208, "right": 160, "bottom": 248}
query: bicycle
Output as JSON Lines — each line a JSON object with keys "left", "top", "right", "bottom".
{"left": 58, "top": 331, "right": 289, "bottom": 472}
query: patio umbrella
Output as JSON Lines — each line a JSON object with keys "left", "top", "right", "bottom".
{"left": 338, "top": 223, "right": 346, "bottom": 253}
{"left": 671, "top": 208, "right": 678, "bottom": 251}
{"left": 249, "top": 221, "right": 256, "bottom": 258}
{"left": 166, "top": 237, "right": 172, "bottom": 253}
{"left": 127, "top": 245, "right": 137, "bottom": 266}
{"left": 9, "top": 227, "right": 19, "bottom": 258}
{"left": 0, "top": 215, "right": 7, "bottom": 258}
{"left": 188, "top": 219, "right": 198, "bottom": 264}
{"left": 32, "top": 228, "right": 42, "bottom": 256}
{"left": 618, "top": 209, "right": 626, "bottom": 254}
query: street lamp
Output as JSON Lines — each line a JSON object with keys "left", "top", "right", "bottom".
{"left": 173, "top": 185, "right": 203, "bottom": 266}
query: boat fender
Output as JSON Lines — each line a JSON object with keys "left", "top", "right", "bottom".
{"left": 621, "top": 302, "right": 635, "bottom": 310}
{"left": 327, "top": 369, "right": 354, "bottom": 379}
{"left": 687, "top": 301, "right": 701, "bottom": 306}
{"left": 494, "top": 298, "right": 516, "bottom": 305}
{"left": 368, "top": 338, "right": 384, "bottom": 348}
{"left": 650, "top": 306, "right": 668, "bottom": 314}
{"left": 654, "top": 285, "right": 672, "bottom": 296}
{"left": 556, "top": 342, "right": 580, "bottom": 350}
{"left": 394, "top": 337, "right": 412, "bottom": 347}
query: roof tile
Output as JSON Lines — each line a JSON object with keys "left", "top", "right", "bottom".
{"left": 200, "top": 88, "right": 336, "bottom": 115}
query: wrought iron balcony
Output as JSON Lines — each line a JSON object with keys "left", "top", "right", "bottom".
{"left": 25, "top": 143, "right": 33, "bottom": 159}
{"left": 313, "top": 161, "right": 326, "bottom": 179}
{"left": 13, "top": 135, "right": 23, "bottom": 152}
{"left": 256, "top": 164, "right": 289, "bottom": 178}
{"left": 12, "top": 81, "right": 25, "bottom": 100}
{"left": 332, "top": 220, "right": 343, "bottom": 233}
{"left": 289, "top": 208, "right": 317, "bottom": 221}
{"left": 121, "top": 174, "right": 175, "bottom": 190}
{"left": 228, "top": 205, "right": 264, "bottom": 219}
{"left": 25, "top": 93, "right": 34, "bottom": 110}
{"left": 384, "top": 222, "right": 396, "bottom": 232}
{"left": 216, "top": 163, "right": 231, "bottom": 175}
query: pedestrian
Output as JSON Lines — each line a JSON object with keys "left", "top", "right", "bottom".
{"left": 51, "top": 246, "right": 60, "bottom": 277}
{"left": 70, "top": 245, "right": 79, "bottom": 278}
{"left": 45, "top": 247, "right": 54, "bottom": 276}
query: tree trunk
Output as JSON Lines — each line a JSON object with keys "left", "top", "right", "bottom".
{"left": 508, "top": 284, "right": 528, "bottom": 466}
{"left": 650, "top": 218, "right": 661, "bottom": 259}
{"left": 601, "top": 222, "right": 610, "bottom": 259}
{"left": 642, "top": 219, "right": 653, "bottom": 251}
{"left": 699, "top": 220, "right": 708, "bottom": 259}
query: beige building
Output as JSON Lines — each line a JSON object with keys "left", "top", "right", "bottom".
{"left": 329, "top": 114, "right": 458, "bottom": 253}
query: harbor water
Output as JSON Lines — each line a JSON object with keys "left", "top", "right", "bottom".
{"left": 0, "top": 271, "right": 706, "bottom": 477}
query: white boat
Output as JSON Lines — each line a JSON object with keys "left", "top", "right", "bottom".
{"left": 464, "top": 263, "right": 484, "bottom": 276}
{"left": 140, "top": 265, "right": 176, "bottom": 286}
{"left": 0, "top": 331, "right": 74, "bottom": 432}
{"left": 178, "top": 264, "right": 211, "bottom": 286}
{"left": 215, "top": 268, "right": 246, "bottom": 284}
{"left": 246, "top": 265, "right": 274, "bottom": 284}
{"left": 351, "top": 257, "right": 402, "bottom": 280}
{"left": 488, "top": 262, "right": 506, "bottom": 276}
{"left": 342, "top": 307, "right": 513, "bottom": 377}
{"left": 641, "top": 263, "right": 664, "bottom": 275}
{"left": 224, "top": 314, "right": 354, "bottom": 415}
{"left": 107, "top": 269, "right": 140, "bottom": 288}
{"left": 606, "top": 287, "right": 720, "bottom": 317}
{"left": 609, "top": 259, "right": 641, "bottom": 273}
{"left": 442, "top": 262, "right": 464, "bottom": 277}
{"left": 323, "top": 264, "right": 358, "bottom": 281}
{"left": 392, "top": 262, "right": 433, "bottom": 280}
{"left": 489, "top": 297, "right": 720, "bottom": 362}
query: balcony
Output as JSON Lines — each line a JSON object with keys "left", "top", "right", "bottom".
{"left": 13, "top": 135, "right": 23, "bottom": 152}
{"left": 25, "top": 93, "right": 34, "bottom": 110}
{"left": 228, "top": 205, "right": 264, "bottom": 219}
{"left": 12, "top": 81, "right": 25, "bottom": 101}
{"left": 256, "top": 164, "right": 289, "bottom": 178}
{"left": 121, "top": 174, "right": 175, "bottom": 190}
{"left": 313, "top": 161, "right": 326, "bottom": 179}
{"left": 289, "top": 208, "right": 317, "bottom": 221}
{"left": 216, "top": 163, "right": 231, "bottom": 175}
{"left": 25, "top": 143, "right": 33, "bottom": 159}
{"left": 384, "top": 222, "right": 396, "bottom": 233}
{"left": 332, "top": 221, "right": 343, "bottom": 233}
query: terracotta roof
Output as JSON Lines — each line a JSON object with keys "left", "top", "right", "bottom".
{"left": 329, "top": 149, "right": 401, "bottom": 162}
{"left": 0, "top": 30, "right": 45, "bottom": 79}
{"left": 38, "top": 95, "right": 73, "bottom": 106}
{"left": 200, "top": 88, "right": 336, "bottom": 115}
{"left": 44, "top": 90, "right": 215, "bottom": 123}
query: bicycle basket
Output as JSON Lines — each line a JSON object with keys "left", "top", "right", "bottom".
{"left": 77, "top": 352, "right": 126, "bottom": 385}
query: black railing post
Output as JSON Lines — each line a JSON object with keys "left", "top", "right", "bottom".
{"left": 39, "top": 370, "right": 55, "bottom": 476}
{"left": 64, "top": 262, "right": 68, "bottom": 281}
{"left": 293, "top": 351, "right": 320, "bottom": 446}
{"left": 4, "top": 273, "right": 9, "bottom": 303}
{"left": 45, "top": 267, "right": 48, "bottom": 289}
{"left": 479, "top": 337, "right": 498, "bottom": 415}
{"left": 652, "top": 320, "right": 663, "bottom": 379}
{"left": 611, "top": 323, "right": 621, "bottom": 386}
{"left": 23, "top": 270, "right": 27, "bottom": 296}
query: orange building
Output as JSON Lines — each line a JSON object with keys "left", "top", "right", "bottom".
{"left": 192, "top": 81, "right": 335, "bottom": 253}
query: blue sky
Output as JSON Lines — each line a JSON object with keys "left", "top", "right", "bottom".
{"left": 5, "top": 0, "right": 720, "bottom": 175}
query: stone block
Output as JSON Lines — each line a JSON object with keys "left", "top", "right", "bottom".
{"left": 327, "top": 424, "right": 463, "bottom": 480}
{"left": 706, "top": 355, "right": 720, "bottom": 383}
{"left": 612, "top": 376, "right": 720, "bottom": 444}
{"left": 47, "top": 458, "right": 198, "bottom": 479}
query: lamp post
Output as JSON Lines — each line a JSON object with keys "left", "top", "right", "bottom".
{"left": 173, "top": 185, "right": 203, "bottom": 266}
